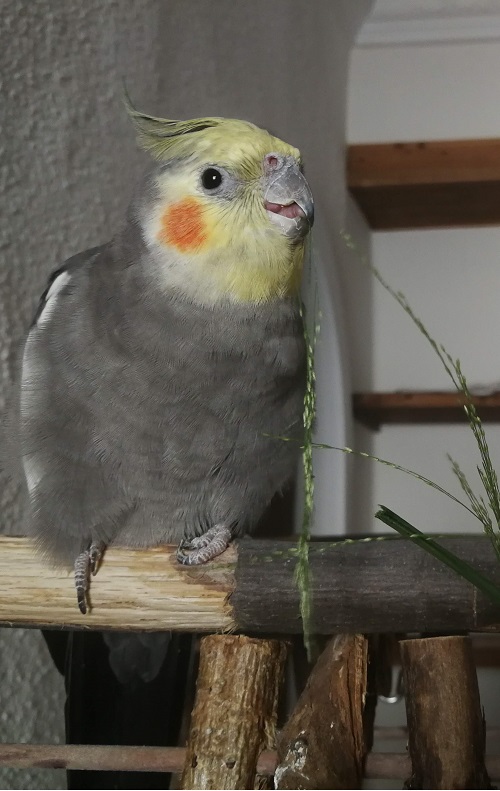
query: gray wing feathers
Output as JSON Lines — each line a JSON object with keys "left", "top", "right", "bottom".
{"left": 18, "top": 240, "right": 305, "bottom": 568}
{"left": 20, "top": 245, "right": 133, "bottom": 565}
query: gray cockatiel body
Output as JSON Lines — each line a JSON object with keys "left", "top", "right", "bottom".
{"left": 18, "top": 104, "right": 314, "bottom": 616}
{"left": 22, "top": 231, "right": 305, "bottom": 560}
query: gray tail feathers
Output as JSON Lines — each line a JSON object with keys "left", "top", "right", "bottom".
{"left": 103, "top": 632, "right": 171, "bottom": 685}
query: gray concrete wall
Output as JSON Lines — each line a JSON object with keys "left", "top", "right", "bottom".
{"left": 0, "top": 2, "right": 372, "bottom": 787}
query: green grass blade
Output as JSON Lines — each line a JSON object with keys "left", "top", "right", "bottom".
{"left": 376, "top": 506, "right": 500, "bottom": 606}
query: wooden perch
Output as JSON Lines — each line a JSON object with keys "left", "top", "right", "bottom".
{"left": 1, "top": 535, "right": 500, "bottom": 633}
{"left": 400, "top": 635, "right": 492, "bottom": 789}
{"left": 275, "top": 634, "right": 369, "bottom": 789}
{"left": 0, "top": 537, "right": 235, "bottom": 631}
{"left": 182, "top": 635, "right": 287, "bottom": 789}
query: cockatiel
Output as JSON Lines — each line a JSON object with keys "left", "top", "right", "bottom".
{"left": 19, "top": 99, "right": 313, "bottom": 616}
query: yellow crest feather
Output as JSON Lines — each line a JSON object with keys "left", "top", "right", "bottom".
{"left": 123, "top": 91, "right": 300, "bottom": 173}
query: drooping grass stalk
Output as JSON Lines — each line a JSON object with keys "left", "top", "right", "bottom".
{"left": 341, "top": 229, "right": 500, "bottom": 563}
{"left": 313, "top": 443, "right": 477, "bottom": 518}
{"left": 296, "top": 305, "right": 317, "bottom": 661}
{"left": 273, "top": 432, "right": 476, "bottom": 518}
{"left": 447, "top": 454, "right": 496, "bottom": 547}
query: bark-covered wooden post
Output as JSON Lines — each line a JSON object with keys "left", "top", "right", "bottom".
{"left": 400, "top": 635, "right": 492, "bottom": 790}
{"left": 275, "top": 634, "right": 370, "bottom": 789}
{"left": 181, "top": 634, "right": 287, "bottom": 790}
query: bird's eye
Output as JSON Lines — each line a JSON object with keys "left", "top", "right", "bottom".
{"left": 201, "top": 168, "right": 223, "bottom": 190}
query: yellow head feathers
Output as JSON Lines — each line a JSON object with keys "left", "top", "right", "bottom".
{"left": 124, "top": 92, "right": 300, "bottom": 178}
{"left": 125, "top": 94, "right": 313, "bottom": 306}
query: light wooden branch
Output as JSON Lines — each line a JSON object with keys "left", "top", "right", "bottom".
{"left": 0, "top": 537, "right": 235, "bottom": 632}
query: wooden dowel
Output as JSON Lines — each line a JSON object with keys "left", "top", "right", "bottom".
{"left": 0, "top": 744, "right": 185, "bottom": 772}
{"left": 181, "top": 634, "right": 287, "bottom": 790}
{"left": 275, "top": 635, "right": 369, "bottom": 789}
{"left": 0, "top": 744, "right": 407, "bottom": 777}
{"left": 400, "top": 635, "right": 492, "bottom": 789}
{"left": 2, "top": 535, "right": 500, "bottom": 633}
{"left": 2, "top": 744, "right": 500, "bottom": 780}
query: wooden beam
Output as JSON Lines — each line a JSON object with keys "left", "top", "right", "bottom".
{"left": 353, "top": 391, "right": 500, "bottom": 429}
{"left": 1, "top": 535, "right": 500, "bottom": 634}
{"left": 347, "top": 139, "right": 500, "bottom": 229}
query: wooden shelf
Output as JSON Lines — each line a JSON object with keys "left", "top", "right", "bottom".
{"left": 347, "top": 138, "right": 500, "bottom": 229}
{"left": 353, "top": 391, "right": 500, "bottom": 429}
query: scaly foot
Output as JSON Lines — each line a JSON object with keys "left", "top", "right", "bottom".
{"left": 74, "top": 540, "right": 106, "bottom": 614}
{"left": 176, "top": 525, "right": 232, "bottom": 566}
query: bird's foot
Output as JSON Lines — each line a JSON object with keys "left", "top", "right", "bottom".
{"left": 74, "top": 540, "right": 106, "bottom": 614}
{"left": 176, "top": 525, "right": 232, "bottom": 566}
{"left": 90, "top": 540, "right": 106, "bottom": 576}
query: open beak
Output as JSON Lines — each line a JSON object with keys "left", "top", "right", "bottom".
{"left": 264, "top": 157, "right": 314, "bottom": 241}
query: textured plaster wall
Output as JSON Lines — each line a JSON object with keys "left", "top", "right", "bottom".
{"left": 1, "top": 1, "right": 372, "bottom": 788}
{"left": 1, "top": 4, "right": 165, "bottom": 787}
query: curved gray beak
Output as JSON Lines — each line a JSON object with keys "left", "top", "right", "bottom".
{"left": 264, "top": 156, "right": 314, "bottom": 241}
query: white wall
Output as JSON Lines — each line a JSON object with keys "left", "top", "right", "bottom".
{"left": 349, "top": 40, "right": 500, "bottom": 143}
{"left": 0, "top": 2, "right": 373, "bottom": 788}
{"left": 347, "top": 27, "right": 500, "bottom": 781}
{"left": 347, "top": 34, "right": 500, "bottom": 536}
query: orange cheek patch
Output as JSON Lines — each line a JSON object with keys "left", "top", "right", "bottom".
{"left": 158, "top": 197, "right": 208, "bottom": 252}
